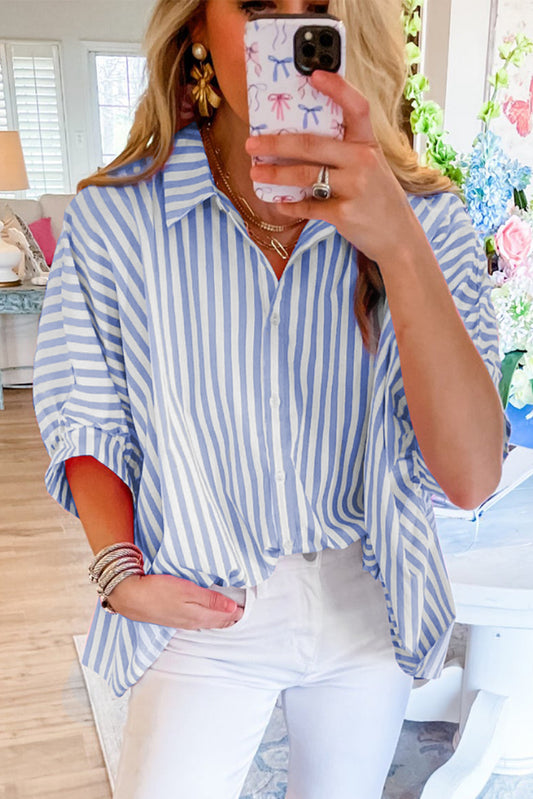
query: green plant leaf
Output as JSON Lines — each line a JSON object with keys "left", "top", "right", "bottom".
{"left": 402, "top": 0, "right": 423, "bottom": 15}
{"left": 485, "top": 236, "right": 496, "bottom": 255}
{"left": 411, "top": 102, "right": 443, "bottom": 135}
{"left": 405, "top": 42, "right": 422, "bottom": 64}
{"left": 489, "top": 68, "right": 509, "bottom": 89}
{"left": 499, "top": 42, "right": 513, "bottom": 60}
{"left": 405, "top": 73, "right": 429, "bottom": 100}
{"left": 478, "top": 100, "right": 501, "bottom": 123}
{"left": 499, "top": 350, "right": 527, "bottom": 409}
{"left": 514, "top": 189, "right": 528, "bottom": 211}
{"left": 407, "top": 13, "right": 422, "bottom": 37}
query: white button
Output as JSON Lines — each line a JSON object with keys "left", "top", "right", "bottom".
{"left": 271, "top": 312, "right": 280, "bottom": 326}
{"left": 275, "top": 470, "right": 286, "bottom": 483}
{"left": 269, "top": 394, "right": 280, "bottom": 409}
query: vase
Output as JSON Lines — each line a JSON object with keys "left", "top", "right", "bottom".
{"left": 0, "top": 224, "right": 23, "bottom": 286}
{"left": 507, "top": 402, "right": 533, "bottom": 449}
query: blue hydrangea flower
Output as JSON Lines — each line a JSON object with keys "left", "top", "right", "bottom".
{"left": 462, "top": 131, "right": 532, "bottom": 237}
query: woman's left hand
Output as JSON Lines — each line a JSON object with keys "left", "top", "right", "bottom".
{"left": 245, "top": 70, "right": 417, "bottom": 265}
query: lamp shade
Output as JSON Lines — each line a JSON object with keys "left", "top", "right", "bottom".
{"left": 0, "top": 131, "right": 29, "bottom": 191}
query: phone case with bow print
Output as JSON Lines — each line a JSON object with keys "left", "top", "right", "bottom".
{"left": 245, "top": 15, "right": 346, "bottom": 203}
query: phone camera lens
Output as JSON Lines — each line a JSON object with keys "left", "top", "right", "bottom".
{"left": 302, "top": 43, "right": 315, "bottom": 58}
{"left": 319, "top": 53, "right": 333, "bottom": 68}
{"left": 319, "top": 31, "right": 334, "bottom": 48}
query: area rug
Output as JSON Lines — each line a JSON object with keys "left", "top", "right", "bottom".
{"left": 74, "top": 636, "right": 530, "bottom": 798}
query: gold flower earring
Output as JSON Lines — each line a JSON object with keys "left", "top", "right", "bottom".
{"left": 190, "top": 42, "right": 221, "bottom": 117}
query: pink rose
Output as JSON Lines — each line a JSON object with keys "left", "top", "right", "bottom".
{"left": 495, "top": 216, "right": 533, "bottom": 276}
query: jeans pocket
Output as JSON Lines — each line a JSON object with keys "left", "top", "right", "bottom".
{"left": 209, "top": 585, "right": 256, "bottom": 632}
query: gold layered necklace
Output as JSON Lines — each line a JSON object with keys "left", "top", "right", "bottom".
{"left": 201, "top": 123, "right": 306, "bottom": 261}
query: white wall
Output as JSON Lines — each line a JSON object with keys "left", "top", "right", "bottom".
{"left": 0, "top": 0, "right": 153, "bottom": 189}
{"left": 420, "top": 0, "right": 453, "bottom": 114}
{"left": 422, "top": 0, "right": 495, "bottom": 155}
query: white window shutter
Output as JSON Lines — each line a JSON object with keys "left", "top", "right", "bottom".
{"left": 8, "top": 43, "right": 68, "bottom": 196}
{"left": 0, "top": 57, "right": 8, "bottom": 130}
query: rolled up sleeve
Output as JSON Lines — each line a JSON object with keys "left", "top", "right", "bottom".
{"left": 33, "top": 194, "right": 142, "bottom": 516}
{"left": 412, "top": 193, "right": 511, "bottom": 494}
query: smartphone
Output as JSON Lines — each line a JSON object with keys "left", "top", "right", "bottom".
{"left": 245, "top": 14, "right": 346, "bottom": 202}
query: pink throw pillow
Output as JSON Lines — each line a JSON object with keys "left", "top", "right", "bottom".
{"left": 28, "top": 217, "right": 57, "bottom": 266}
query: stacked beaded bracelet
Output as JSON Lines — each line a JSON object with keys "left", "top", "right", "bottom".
{"left": 88, "top": 542, "right": 144, "bottom": 614}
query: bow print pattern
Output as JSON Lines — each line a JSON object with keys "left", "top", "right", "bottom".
{"left": 247, "top": 83, "right": 267, "bottom": 112}
{"left": 272, "top": 20, "right": 288, "bottom": 50}
{"left": 244, "top": 17, "right": 344, "bottom": 202}
{"left": 330, "top": 119, "right": 345, "bottom": 139}
{"left": 298, "top": 104, "right": 323, "bottom": 129}
{"left": 268, "top": 93, "right": 293, "bottom": 121}
{"left": 268, "top": 55, "right": 292, "bottom": 82}
{"left": 250, "top": 123, "right": 268, "bottom": 135}
{"left": 325, "top": 95, "right": 342, "bottom": 117}
{"left": 273, "top": 191, "right": 307, "bottom": 202}
{"left": 245, "top": 42, "right": 262, "bottom": 77}
{"left": 297, "top": 76, "right": 319, "bottom": 100}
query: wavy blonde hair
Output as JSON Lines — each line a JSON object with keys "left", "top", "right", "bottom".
{"left": 78, "top": 0, "right": 458, "bottom": 348}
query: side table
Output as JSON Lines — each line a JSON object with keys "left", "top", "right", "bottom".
{"left": 0, "top": 282, "right": 45, "bottom": 410}
{"left": 405, "top": 467, "right": 533, "bottom": 798}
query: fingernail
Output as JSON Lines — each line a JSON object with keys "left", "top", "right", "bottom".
{"left": 224, "top": 599, "right": 237, "bottom": 613}
{"left": 246, "top": 137, "right": 260, "bottom": 152}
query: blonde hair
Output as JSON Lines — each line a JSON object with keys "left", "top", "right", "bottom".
{"left": 78, "top": 0, "right": 458, "bottom": 347}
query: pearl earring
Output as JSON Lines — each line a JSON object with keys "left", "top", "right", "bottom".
{"left": 190, "top": 42, "right": 221, "bottom": 117}
{"left": 192, "top": 42, "right": 207, "bottom": 61}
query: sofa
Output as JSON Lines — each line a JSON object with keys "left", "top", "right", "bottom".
{"left": 7, "top": 193, "right": 75, "bottom": 244}
{"left": 0, "top": 193, "right": 74, "bottom": 388}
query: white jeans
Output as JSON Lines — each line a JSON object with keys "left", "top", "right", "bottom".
{"left": 114, "top": 540, "right": 413, "bottom": 799}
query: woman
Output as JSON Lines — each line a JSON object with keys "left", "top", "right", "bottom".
{"left": 33, "top": 1, "right": 507, "bottom": 797}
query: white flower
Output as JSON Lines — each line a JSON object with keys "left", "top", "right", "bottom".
{"left": 492, "top": 276, "right": 533, "bottom": 354}
{"left": 509, "top": 352, "right": 533, "bottom": 408}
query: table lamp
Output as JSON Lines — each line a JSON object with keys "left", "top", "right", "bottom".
{"left": 0, "top": 131, "right": 29, "bottom": 286}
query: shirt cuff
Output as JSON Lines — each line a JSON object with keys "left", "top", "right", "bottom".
{"left": 44, "top": 425, "right": 142, "bottom": 516}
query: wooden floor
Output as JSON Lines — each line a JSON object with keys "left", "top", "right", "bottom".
{"left": 0, "top": 389, "right": 112, "bottom": 799}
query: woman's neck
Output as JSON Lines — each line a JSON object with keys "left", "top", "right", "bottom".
{"left": 208, "top": 103, "right": 304, "bottom": 230}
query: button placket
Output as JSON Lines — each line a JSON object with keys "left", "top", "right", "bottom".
{"left": 269, "top": 304, "right": 292, "bottom": 551}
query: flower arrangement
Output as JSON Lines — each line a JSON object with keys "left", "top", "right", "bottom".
{"left": 402, "top": 1, "right": 533, "bottom": 424}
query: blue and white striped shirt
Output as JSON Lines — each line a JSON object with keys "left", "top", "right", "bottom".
{"left": 33, "top": 123, "right": 506, "bottom": 696}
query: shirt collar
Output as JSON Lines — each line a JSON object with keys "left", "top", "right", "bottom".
{"left": 162, "top": 122, "right": 217, "bottom": 227}
{"left": 161, "top": 122, "right": 337, "bottom": 248}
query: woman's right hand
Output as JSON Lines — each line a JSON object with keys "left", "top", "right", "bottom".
{"left": 107, "top": 574, "right": 244, "bottom": 629}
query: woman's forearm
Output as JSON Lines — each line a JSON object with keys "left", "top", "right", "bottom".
{"left": 378, "top": 222, "right": 504, "bottom": 509}
{"left": 65, "top": 456, "right": 135, "bottom": 554}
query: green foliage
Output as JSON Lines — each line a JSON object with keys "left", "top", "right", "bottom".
{"left": 478, "top": 99, "right": 501, "bottom": 126}
{"left": 405, "top": 41, "right": 422, "bottom": 65}
{"left": 402, "top": 0, "right": 461, "bottom": 181}
{"left": 404, "top": 73, "right": 430, "bottom": 101}
{"left": 401, "top": 8, "right": 533, "bottom": 410}
{"left": 514, "top": 189, "right": 529, "bottom": 210}
{"left": 500, "top": 350, "right": 527, "bottom": 408}
{"left": 410, "top": 101, "right": 442, "bottom": 135}
{"left": 480, "top": 34, "right": 533, "bottom": 133}
{"left": 401, "top": 2, "right": 533, "bottom": 182}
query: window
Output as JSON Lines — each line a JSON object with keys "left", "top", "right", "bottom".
{"left": 88, "top": 46, "right": 146, "bottom": 166}
{"left": 488, "top": 0, "right": 533, "bottom": 165}
{"left": 0, "top": 41, "right": 69, "bottom": 198}
{"left": 0, "top": 54, "right": 8, "bottom": 131}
